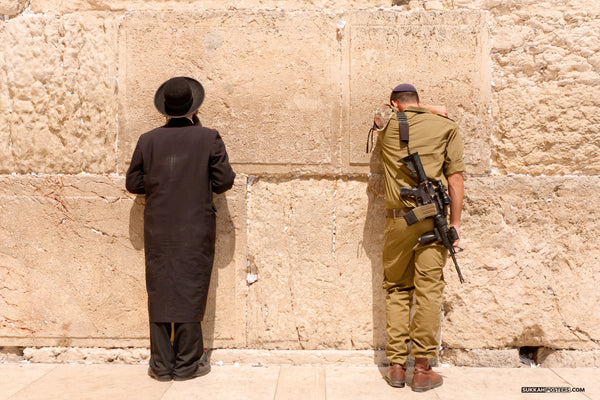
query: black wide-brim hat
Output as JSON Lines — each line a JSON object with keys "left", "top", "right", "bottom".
{"left": 154, "top": 76, "right": 205, "bottom": 118}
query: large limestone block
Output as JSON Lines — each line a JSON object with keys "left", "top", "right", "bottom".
{"left": 492, "top": 83, "right": 600, "bottom": 175}
{"left": 491, "top": 3, "right": 600, "bottom": 174}
{"left": 246, "top": 177, "right": 337, "bottom": 349}
{"left": 0, "top": 14, "right": 118, "bottom": 174}
{"left": 0, "top": 253, "right": 101, "bottom": 341}
{"left": 345, "top": 10, "right": 492, "bottom": 176}
{"left": 118, "top": 11, "right": 342, "bottom": 174}
{"left": 0, "top": 174, "right": 247, "bottom": 347}
{"left": 0, "top": 175, "right": 146, "bottom": 344}
{"left": 30, "top": 0, "right": 391, "bottom": 13}
{"left": 442, "top": 176, "right": 600, "bottom": 350}
{"left": 246, "top": 177, "right": 387, "bottom": 350}
{"left": 203, "top": 174, "right": 248, "bottom": 348}
{"left": 333, "top": 176, "right": 387, "bottom": 349}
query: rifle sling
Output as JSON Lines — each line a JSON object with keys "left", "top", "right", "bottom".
{"left": 396, "top": 108, "right": 438, "bottom": 226}
{"left": 404, "top": 203, "right": 437, "bottom": 226}
{"left": 396, "top": 111, "right": 410, "bottom": 144}
{"left": 396, "top": 109, "right": 426, "bottom": 154}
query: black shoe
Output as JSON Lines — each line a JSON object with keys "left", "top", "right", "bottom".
{"left": 173, "top": 361, "right": 211, "bottom": 381}
{"left": 173, "top": 350, "right": 212, "bottom": 381}
{"left": 147, "top": 367, "right": 172, "bottom": 382}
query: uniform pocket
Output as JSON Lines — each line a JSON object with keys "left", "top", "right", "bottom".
{"left": 384, "top": 216, "right": 408, "bottom": 244}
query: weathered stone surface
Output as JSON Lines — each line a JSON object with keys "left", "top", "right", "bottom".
{"left": 537, "top": 348, "right": 600, "bottom": 368}
{"left": 22, "top": 346, "right": 149, "bottom": 364}
{"left": 492, "top": 83, "right": 600, "bottom": 175}
{"left": 334, "top": 176, "right": 387, "bottom": 349}
{"left": 0, "top": 175, "right": 146, "bottom": 343}
{"left": 30, "top": 0, "right": 391, "bottom": 13}
{"left": 203, "top": 174, "right": 248, "bottom": 348}
{"left": 246, "top": 177, "right": 387, "bottom": 350}
{"left": 118, "top": 11, "right": 341, "bottom": 174}
{"left": 442, "top": 176, "right": 600, "bottom": 350}
{"left": 440, "top": 348, "right": 521, "bottom": 367}
{"left": 346, "top": 10, "right": 492, "bottom": 176}
{"left": 246, "top": 177, "right": 337, "bottom": 349}
{"left": 438, "top": 0, "right": 600, "bottom": 175}
{"left": 0, "top": 42, "right": 14, "bottom": 173}
{"left": 0, "top": 174, "right": 247, "bottom": 347}
{"left": 487, "top": 2, "right": 600, "bottom": 175}
{"left": 0, "top": 0, "right": 27, "bottom": 15}
{"left": 0, "top": 14, "right": 118, "bottom": 174}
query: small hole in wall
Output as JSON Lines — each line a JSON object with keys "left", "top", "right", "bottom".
{"left": 519, "top": 346, "right": 541, "bottom": 366}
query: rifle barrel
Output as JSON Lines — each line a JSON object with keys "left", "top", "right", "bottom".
{"left": 450, "top": 250, "right": 465, "bottom": 284}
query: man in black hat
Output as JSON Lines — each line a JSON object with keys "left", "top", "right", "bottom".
{"left": 375, "top": 83, "right": 464, "bottom": 391}
{"left": 126, "top": 77, "right": 236, "bottom": 381}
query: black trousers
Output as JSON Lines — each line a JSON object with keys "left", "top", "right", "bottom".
{"left": 149, "top": 322, "right": 203, "bottom": 377}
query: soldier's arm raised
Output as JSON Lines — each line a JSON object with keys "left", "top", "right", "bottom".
{"left": 422, "top": 105, "right": 448, "bottom": 117}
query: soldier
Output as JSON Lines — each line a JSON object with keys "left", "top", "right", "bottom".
{"left": 375, "top": 84, "right": 465, "bottom": 392}
{"left": 126, "top": 77, "right": 235, "bottom": 381}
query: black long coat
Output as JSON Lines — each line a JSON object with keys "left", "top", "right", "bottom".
{"left": 125, "top": 118, "right": 235, "bottom": 322}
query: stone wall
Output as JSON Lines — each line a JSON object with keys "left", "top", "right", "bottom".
{"left": 1, "top": 0, "right": 599, "bottom": 366}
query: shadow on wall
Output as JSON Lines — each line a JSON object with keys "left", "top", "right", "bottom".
{"left": 127, "top": 193, "right": 236, "bottom": 349}
{"left": 204, "top": 193, "right": 236, "bottom": 349}
{"left": 362, "top": 141, "right": 388, "bottom": 359}
{"left": 129, "top": 196, "right": 145, "bottom": 250}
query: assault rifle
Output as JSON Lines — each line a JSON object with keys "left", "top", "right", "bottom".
{"left": 399, "top": 152, "right": 465, "bottom": 283}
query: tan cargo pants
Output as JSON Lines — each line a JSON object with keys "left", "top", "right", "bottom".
{"left": 382, "top": 213, "right": 447, "bottom": 364}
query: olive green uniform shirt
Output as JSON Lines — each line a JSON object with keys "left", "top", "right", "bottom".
{"left": 379, "top": 106, "right": 465, "bottom": 209}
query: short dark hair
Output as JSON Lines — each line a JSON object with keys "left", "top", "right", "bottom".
{"left": 390, "top": 91, "right": 419, "bottom": 105}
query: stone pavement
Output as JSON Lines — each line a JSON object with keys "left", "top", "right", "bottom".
{"left": 1, "top": 362, "right": 598, "bottom": 400}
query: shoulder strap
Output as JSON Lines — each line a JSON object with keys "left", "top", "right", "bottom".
{"left": 396, "top": 108, "right": 428, "bottom": 154}
{"left": 396, "top": 111, "right": 411, "bottom": 154}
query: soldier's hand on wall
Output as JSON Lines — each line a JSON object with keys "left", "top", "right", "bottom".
{"left": 422, "top": 105, "right": 448, "bottom": 117}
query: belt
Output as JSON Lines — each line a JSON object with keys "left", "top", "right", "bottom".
{"left": 386, "top": 208, "right": 413, "bottom": 219}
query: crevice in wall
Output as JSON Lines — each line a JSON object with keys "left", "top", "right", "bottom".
{"left": 519, "top": 346, "right": 540, "bottom": 366}
{"left": 0, "top": 346, "right": 24, "bottom": 362}
{"left": 488, "top": 13, "right": 499, "bottom": 177}
{"left": 0, "top": 315, "right": 33, "bottom": 334}
{"left": 113, "top": 74, "right": 120, "bottom": 175}
{"left": 332, "top": 180, "right": 337, "bottom": 258}
{"left": 286, "top": 183, "right": 305, "bottom": 349}
{"left": 244, "top": 175, "right": 257, "bottom": 348}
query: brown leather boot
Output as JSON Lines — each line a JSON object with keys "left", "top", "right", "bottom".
{"left": 386, "top": 363, "right": 406, "bottom": 388}
{"left": 411, "top": 358, "right": 443, "bottom": 392}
